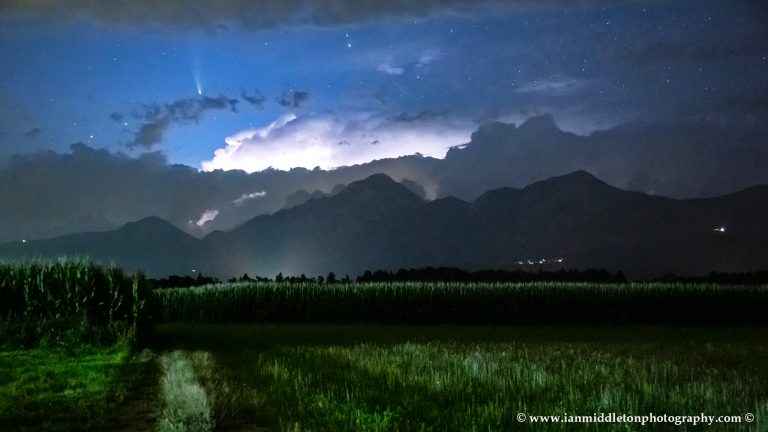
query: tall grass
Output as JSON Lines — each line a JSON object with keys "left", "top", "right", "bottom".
{"left": 229, "top": 342, "right": 768, "bottom": 431}
{"left": 152, "top": 281, "right": 768, "bottom": 325}
{"left": 0, "top": 259, "right": 150, "bottom": 347}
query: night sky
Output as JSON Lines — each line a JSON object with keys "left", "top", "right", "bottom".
{"left": 0, "top": 1, "right": 766, "bottom": 242}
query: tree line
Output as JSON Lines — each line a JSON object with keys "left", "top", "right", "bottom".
{"left": 149, "top": 266, "right": 628, "bottom": 288}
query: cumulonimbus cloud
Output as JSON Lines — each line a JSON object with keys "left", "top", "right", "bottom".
{"left": 200, "top": 111, "right": 474, "bottom": 172}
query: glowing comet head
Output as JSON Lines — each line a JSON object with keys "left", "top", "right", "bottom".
{"left": 194, "top": 70, "right": 203, "bottom": 95}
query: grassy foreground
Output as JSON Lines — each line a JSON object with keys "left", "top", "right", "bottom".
{"left": 0, "top": 261, "right": 156, "bottom": 431}
{"left": 0, "top": 344, "right": 137, "bottom": 431}
{"left": 153, "top": 324, "right": 768, "bottom": 432}
{"left": 2, "top": 260, "right": 767, "bottom": 431}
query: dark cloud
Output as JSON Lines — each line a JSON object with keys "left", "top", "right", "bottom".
{"left": 166, "top": 96, "right": 238, "bottom": 120}
{"left": 23, "top": 127, "right": 42, "bottom": 138}
{"left": 439, "top": 115, "right": 768, "bottom": 200}
{"left": 241, "top": 90, "right": 266, "bottom": 109}
{"left": 277, "top": 90, "right": 310, "bottom": 108}
{"left": 0, "top": 0, "right": 585, "bottom": 30}
{"left": 109, "top": 112, "right": 124, "bottom": 122}
{"left": 141, "top": 104, "right": 164, "bottom": 121}
{"left": 132, "top": 116, "right": 172, "bottom": 149}
{"left": 124, "top": 95, "right": 239, "bottom": 149}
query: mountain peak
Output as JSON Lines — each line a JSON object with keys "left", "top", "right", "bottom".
{"left": 118, "top": 216, "right": 182, "bottom": 234}
{"left": 523, "top": 170, "right": 621, "bottom": 201}
{"left": 352, "top": 173, "right": 398, "bottom": 185}
{"left": 337, "top": 174, "right": 424, "bottom": 207}
{"left": 556, "top": 169, "right": 604, "bottom": 184}
{"left": 528, "top": 170, "right": 607, "bottom": 188}
{"left": 344, "top": 173, "right": 401, "bottom": 194}
{"left": 518, "top": 114, "right": 560, "bottom": 134}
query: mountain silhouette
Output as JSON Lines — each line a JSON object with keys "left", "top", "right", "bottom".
{"left": 0, "top": 216, "right": 202, "bottom": 276}
{"left": 1, "top": 172, "right": 766, "bottom": 278}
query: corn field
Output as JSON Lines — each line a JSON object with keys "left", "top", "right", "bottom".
{"left": 151, "top": 281, "right": 768, "bottom": 325}
{"left": 0, "top": 260, "right": 150, "bottom": 346}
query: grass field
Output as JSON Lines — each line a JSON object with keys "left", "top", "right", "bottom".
{"left": 3, "top": 262, "right": 768, "bottom": 431}
{"left": 0, "top": 343, "right": 157, "bottom": 431}
{"left": 151, "top": 324, "right": 768, "bottom": 431}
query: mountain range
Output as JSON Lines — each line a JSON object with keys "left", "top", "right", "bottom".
{"left": 1, "top": 171, "right": 767, "bottom": 278}
{"left": 4, "top": 115, "right": 768, "bottom": 246}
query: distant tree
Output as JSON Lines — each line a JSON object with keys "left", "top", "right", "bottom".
{"left": 317, "top": 275, "right": 325, "bottom": 284}
{"left": 615, "top": 270, "right": 626, "bottom": 283}
{"left": 326, "top": 272, "right": 337, "bottom": 284}
{"left": 276, "top": 272, "right": 284, "bottom": 283}
{"left": 241, "top": 273, "right": 252, "bottom": 282}
{"left": 358, "top": 270, "right": 373, "bottom": 282}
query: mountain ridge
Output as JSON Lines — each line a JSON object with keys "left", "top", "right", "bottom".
{"left": 1, "top": 171, "right": 766, "bottom": 278}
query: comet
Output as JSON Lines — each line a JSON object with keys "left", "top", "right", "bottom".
{"left": 195, "top": 72, "right": 203, "bottom": 95}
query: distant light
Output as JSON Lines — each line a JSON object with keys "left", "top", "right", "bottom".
{"left": 556, "top": 258, "right": 564, "bottom": 263}
{"left": 21, "top": 239, "right": 26, "bottom": 243}
{"left": 713, "top": 226, "right": 726, "bottom": 233}
{"left": 191, "top": 269, "right": 196, "bottom": 273}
